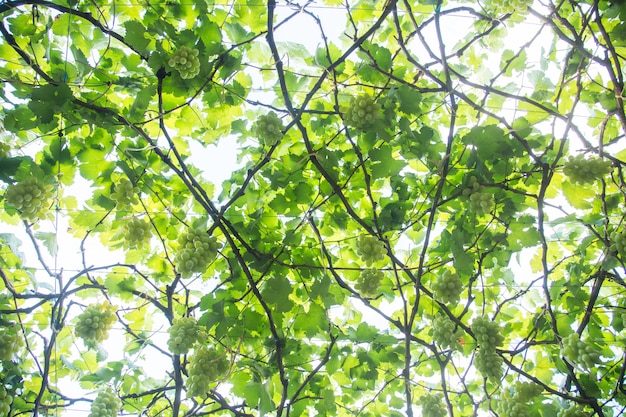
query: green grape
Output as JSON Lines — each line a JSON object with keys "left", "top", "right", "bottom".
{"left": 561, "top": 333, "right": 601, "bottom": 370}
{"left": 563, "top": 154, "right": 612, "bottom": 184}
{"left": 431, "top": 270, "right": 463, "bottom": 304}
{"left": 187, "top": 346, "right": 229, "bottom": 398}
{"left": 0, "top": 326, "right": 22, "bottom": 361}
{"left": 4, "top": 178, "right": 53, "bottom": 221}
{"left": 124, "top": 217, "right": 152, "bottom": 249}
{"left": 167, "top": 317, "right": 201, "bottom": 355}
{"left": 557, "top": 405, "right": 591, "bottom": 417}
{"left": 355, "top": 269, "right": 383, "bottom": 296}
{"left": 110, "top": 178, "right": 139, "bottom": 209}
{"left": 88, "top": 387, "right": 121, "bottom": 417}
{"left": 344, "top": 94, "right": 381, "bottom": 131}
{"left": 474, "top": 348, "right": 503, "bottom": 380}
{"left": 0, "top": 385, "right": 12, "bottom": 417}
{"left": 356, "top": 235, "right": 386, "bottom": 265}
{"left": 75, "top": 303, "right": 117, "bottom": 346}
{"left": 471, "top": 317, "right": 504, "bottom": 350}
{"left": 495, "top": 382, "right": 543, "bottom": 417}
{"left": 486, "top": 0, "right": 533, "bottom": 15}
{"left": 462, "top": 177, "right": 493, "bottom": 216}
{"left": 431, "top": 314, "right": 461, "bottom": 350}
{"left": 174, "top": 228, "right": 221, "bottom": 278}
{"left": 420, "top": 393, "right": 446, "bottom": 417}
{"left": 609, "top": 229, "right": 626, "bottom": 258}
{"left": 168, "top": 46, "right": 201, "bottom": 79}
{"left": 253, "top": 111, "right": 284, "bottom": 146}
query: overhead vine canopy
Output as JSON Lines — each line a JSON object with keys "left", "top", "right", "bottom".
{"left": 1, "top": 0, "right": 626, "bottom": 416}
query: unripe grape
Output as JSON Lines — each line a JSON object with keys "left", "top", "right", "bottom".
{"left": 486, "top": 0, "right": 533, "bottom": 15}
{"left": 344, "top": 94, "right": 381, "bottom": 131}
{"left": 168, "top": 46, "right": 201, "bottom": 79}
{"left": 563, "top": 154, "right": 612, "bottom": 184}
{"left": 356, "top": 235, "right": 386, "bottom": 265}
{"left": 75, "top": 303, "right": 117, "bottom": 346}
{"left": 420, "top": 393, "right": 446, "bottom": 417}
{"left": 431, "top": 270, "right": 463, "bottom": 304}
{"left": 124, "top": 217, "right": 152, "bottom": 249}
{"left": 557, "top": 405, "right": 591, "bottom": 417}
{"left": 496, "top": 382, "right": 543, "bottom": 417}
{"left": 431, "top": 314, "right": 461, "bottom": 350}
{"left": 253, "top": 112, "right": 284, "bottom": 146}
{"left": 0, "top": 386, "right": 12, "bottom": 417}
{"left": 4, "top": 178, "right": 53, "bottom": 221}
{"left": 474, "top": 348, "right": 503, "bottom": 380}
{"left": 560, "top": 333, "right": 601, "bottom": 370}
{"left": 462, "top": 177, "right": 493, "bottom": 216}
{"left": 167, "top": 317, "right": 200, "bottom": 355}
{"left": 110, "top": 178, "right": 139, "bottom": 209}
{"left": 356, "top": 269, "right": 383, "bottom": 296}
{"left": 0, "top": 326, "right": 22, "bottom": 361}
{"left": 609, "top": 229, "right": 626, "bottom": 258}
{"left": 174, "top": 228, "right": 220, "bottom": 277}
{"left": 88, "top": 387, "right": 121, "bottom": 417}
{"left": 186, "top": 346, "right": 229, "bottom": 398}
{"left": 471, "top": 316, "right": 504, "bottom": 350}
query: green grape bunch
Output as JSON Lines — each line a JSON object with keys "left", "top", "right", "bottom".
{"left": 174, "top": 228, "right": 221, "bottom": 277}
{"left": 560, "top": 333, "right": 601, "bottom": 370}
{"left": 186, "top": 346, "right": 229, "bottom": 398}
{"left": 462, "top": 177, "right": 493, "bottom": 216}
{"left": 355, "top": 269, "right": 383, "bottom": 296}
{"left": 253, "top": 111, "right": 284, "bottom": 146}
{"left": 75, "top": 303, "right": 117, "bottom": 346}
{"left": 495, "top": 382, "right": 543, "bottom": 417}
{"left": 609, "top": 229, "right": 626, "bottom": 258}
{"left": 123, "top": 217, "right": 152, "bottom": 249}
{"left": 110, "top": 178, "right": 139, "bottom": 209}
{"left": 420, "top": 393, "right": 446, "bottom": 417}
{"left": 0, "top": 326, "right": 22, "bottom": 361}
{"left": 0, "top": 386, "right": 12, "bottom": 417}
{"left": 168, "top": 46, "right": 201, "bottom": 79}
{"left": 474, "top": 348, "right": 503, "bottom": 380}
{"left": 344, "top": 94, "right": 382, "bottom": 131}
{"left": 431, "top": 314, "right": 461, "bottom": 350}
{"left": 557, "top": 405, "right": 591, "bottom": 417}
{"left": 471, "top": 316, "right": 504, "bottom": 350}
{"left": 431, "top": 270, "right": 463, "bottom": 304}
{"left": 88, "top": 387, "right": 121, "bottom": 417}
{"left": 563, "top": 154, "right": 612, "bottom": 185}
{"left": 167, "top": 317, "right": 201, "bottom": 355}
{"left": 356, "top": 235, "right": 386, "bottom": 265}
{"left": 4, "top": 177, "right": 54, "bottom": 221}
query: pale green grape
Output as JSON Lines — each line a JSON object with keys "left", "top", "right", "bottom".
{"left": 124, "top": 217, "right": 152, "bottom": 249}
{"left": 110, "top": 178, "right": 139, "bottom": 209}
{"left": 462, "top": 177, "right": 493, "bottom": 216}
{"left": 431, "top": 314, "right": 461, "bottom": 350}
{"left": 355, "top": 269, "right": 383, "bottom": 296}
{"left": 420, "top": 393, "right": 445, "bottom": 417}
{"left": 344, "top": 94, "right": 381, "bottom": 131}
{"left": 471, "top": 316, "right": 504, "bottom": 350}
{"left": 4, "top": 178, "right": 53, "bottom": 221}
{"left": 557, "top": 405, "right": 591, "bottom": 417}
{"left": 168, "top": 46, "right": 201, "bottom": 79}
{"left": 610, "top": 229, "right": 626, "bottom": 258}
{"left": 495, "top": 382, "right": 543, "bottom": 417}
{"left": 253, "top": 111, "right": 284, "bottom": 146}
{"left": 75, "top": 303, "right": 117, "bottom": 346}
{"left": 88, "top": 387, "right": 121, "bottom": 417}
{"left": 563, "top": 154, "right": 612, "bottom": 184}
{"left": 167, "top": 317, "right": 200, "bottom": 355}
{"left": 486, "top": 0, "right": 534, "bottom": 15}
{"left": 174, "top": 228, "right": 221, "bottom": 277}
{"left": 0, "top": 326, "right": 22, "bottom": 361}
{"left": 431, "top": 270, "right": 463, "bottom": 304}
{"left": 561, "top": 333, "right": 601, "bottom": 370}
{"left": 0, "top": 385, "right": 12, "bottom": 417}
{"left": 187, "top": 346, "right": 229, "bottom": 398}
{"left": 356, "top": 235, "right": 386, "bottom": 265}
{"left": 474, "top": 348, "right": 503, "bottom": 380}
